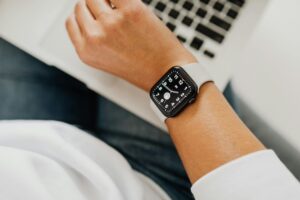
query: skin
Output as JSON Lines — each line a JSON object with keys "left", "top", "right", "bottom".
{"left": 66, "top": 0, "right": 265, "bottom": 184}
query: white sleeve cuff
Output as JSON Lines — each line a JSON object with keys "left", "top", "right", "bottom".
{"left": 191, "top": 150, "right": 300, "bottom": 200}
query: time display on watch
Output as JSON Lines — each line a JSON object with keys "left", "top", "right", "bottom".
{"left": 150, "top": 66, "right": 198, "bottom": 117}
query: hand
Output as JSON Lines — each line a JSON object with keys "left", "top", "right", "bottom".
{"left": 66, "top": 0, "right": 197, "bottom": 91}
{"left": 163, "top": 84, "right": 179, "bottom": 94}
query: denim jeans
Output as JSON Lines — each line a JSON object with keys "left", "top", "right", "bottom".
{"left": 0, "top": 38, "right": 236, "bottom": 200}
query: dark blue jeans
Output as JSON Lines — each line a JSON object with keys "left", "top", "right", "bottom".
{"left": 0, "top": 38, "right": 235, "bottom": 200}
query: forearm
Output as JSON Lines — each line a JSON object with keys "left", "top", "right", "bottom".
{"left": 66, "top": 0, "right": 265, "bottom": 185}
{"left": 166, "top": 82, "right": 265, "bottom": 183}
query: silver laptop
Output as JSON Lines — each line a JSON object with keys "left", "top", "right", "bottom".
{"left": 0, "top": 0, "right": 269, "bottom": 130}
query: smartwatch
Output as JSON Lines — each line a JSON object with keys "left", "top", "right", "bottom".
{"left": 150, "top": 63, "right": 212, "bottom": 122}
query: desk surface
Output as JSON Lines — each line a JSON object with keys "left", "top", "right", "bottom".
{"left": 232, "top": 0, "right": 300, "bottom": 152}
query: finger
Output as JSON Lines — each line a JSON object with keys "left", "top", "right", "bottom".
{"left": 86, "top": 0, "right": 112, "bottom": 18}
{"left": 66, "top": 14, "right": 83, "bottom": 49}
{"left": 110, "top": 0, "right": 137, "bottom": 9}
{"left": 75, "top": 0, "right": 96, "bottom": 35}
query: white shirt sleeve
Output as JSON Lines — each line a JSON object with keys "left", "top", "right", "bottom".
{"left": 191, "top": 150, "right": 300, "bottom": 200}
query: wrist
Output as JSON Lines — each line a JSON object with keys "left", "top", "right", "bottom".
{"left": 143, "top": 53, "right": 198, "bottom": 92}
{"left": 150, "top": 61, "right": 212, "bottom": 122}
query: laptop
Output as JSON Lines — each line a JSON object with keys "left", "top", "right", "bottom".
{"left": 0, "top": 0, "right": 269, "bottom": 130}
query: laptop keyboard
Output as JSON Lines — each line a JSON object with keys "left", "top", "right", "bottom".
{"left": 142, "top": 0, "right": 245, "bottom": 59}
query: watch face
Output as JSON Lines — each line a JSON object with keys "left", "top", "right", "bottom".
{"left": 150, "top": 66, "right": 198, "bottom": 117}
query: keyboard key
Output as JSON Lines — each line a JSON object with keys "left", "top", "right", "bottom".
{"left": 227, "top": 9, "right": 238, "bottom": 19}
{"left": 210, "top": 16, "right": 231, "bottom": 31}
{"left": 183, "top": 1, "right": 194, "bottom": 11}
{"left": 169, "top": 9, "right": 180, "bottom": 19}
{"left": 166, "top": 22, "right": 176, "bottom": 32}
{"left": 142, "top": 0, "right": 152, "bottom": 5}
{"left": 155, "top": 2, "right": 166, "bottom": 12}
{"left": 170, "top": 0, "right": 179, "bottom": 4}
{"left": 200, "top": 0, "right": 210, "bottom": 5}
{"left": 177, "top": 35, "right": 187, "bottom": 43}
{"left": 227, "top": 0, "right": 245, "bottom": 7}
{"left": 182, "top": 16, "right": 194, "bottom": 26}
{"left": 196, "top": 23, "right": 224, "bottom": 43}
{"left": 213, "top": 2, "right": 224, "bottom": 12}
{"left": 196, "top": 8, "right": 207, "bottom": 18}
{"left": 204, "top": 50, "right": 215, "bottom": 58}
{"left": 190, "top": 37, "right": 203, "bottom": 50}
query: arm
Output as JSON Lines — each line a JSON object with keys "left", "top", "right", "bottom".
{"left": 66, "top": 0, "right": 300, "bottom": 198}
{"left": 65, "top": 0, "right": 263, "bottom": 182}
{"left": 166, "top": 82, "right": 264, "bottom": 183}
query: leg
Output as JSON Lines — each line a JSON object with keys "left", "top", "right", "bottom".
{"left": 95, "top": 83, "right": 236, "bottom": 200}
{"left": 0, "top": 38, "right": 97, "bottom": 130}
{"left": 95, "top": 96, "right": 194, "bottom": 200}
